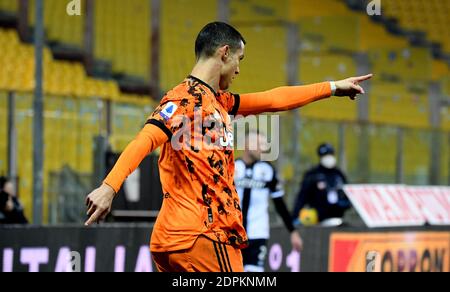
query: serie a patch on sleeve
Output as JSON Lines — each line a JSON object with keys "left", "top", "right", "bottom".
{"left": 160, "top": 102, "right": 178, "bottom": 121}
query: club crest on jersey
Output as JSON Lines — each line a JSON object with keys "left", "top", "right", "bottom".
{"left": 160, "top": 102, "right": 178, "bottom": 121}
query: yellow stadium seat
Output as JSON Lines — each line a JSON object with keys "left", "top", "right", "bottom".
{"left": 94, "top": 0, "right": 150, "bottom": 80}
{"left": 231, "top": 24, "right": 287, "bottom": 94}
{"left": 160, "top": 0, "right": 216, "bottom": 90}
{"left": 370, "top": 81, "right": 429, "bottom": 128}
{"left": 0, "top": 0, "right": 17, "bottom": 13}
{"left": 231, "top": 0, "right": 288, "bottom": 23}
{"left": 383, "top": 0, "right": 450, "bottom": 55}
{"left": 28, "top": 0, "right": 85, "bottom": 48}
{"left": 298, "top": 53, "right": 358, "bottom": 121}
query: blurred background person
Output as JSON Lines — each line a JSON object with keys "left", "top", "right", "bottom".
{"left": 292, "top": 143, "right": 351, "bottom": 226}
{"left": 235, "top": 131, "right": 303, "bottom": 272}
{"left": 0, "top": 177, "right": 28, "bottom": 224}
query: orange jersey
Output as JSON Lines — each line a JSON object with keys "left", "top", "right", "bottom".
{"left": 147, "top": 76, "right": 246, "bottom": 252}
{"left": 104, "top": 76, "right": 331, "bottom": 253}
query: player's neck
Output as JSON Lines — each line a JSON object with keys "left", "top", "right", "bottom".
{"left": 242, "top": 153, "right": 256, "bottom": 166}
{"left": 190, "top": 58, "right": 222, "bottom": 93}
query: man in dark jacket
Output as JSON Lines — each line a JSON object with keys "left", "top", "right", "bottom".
{"left": 292, "top": 144, "right": 351, "bottom": 224}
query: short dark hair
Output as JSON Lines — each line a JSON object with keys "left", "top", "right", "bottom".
{"left": 0, "top": 176, "right": 8, "bottom": 190}
{"left": 195, "top": 22, "right": 246, "bottom": 59}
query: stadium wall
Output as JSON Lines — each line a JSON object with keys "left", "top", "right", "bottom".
{"left": 0, "top": 225, "right": 449, "bottom": 272}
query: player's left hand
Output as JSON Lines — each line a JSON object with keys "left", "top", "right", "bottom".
{"left": 85, "top": 183, "right": 116, "bottom": 226}
{"left": 335, "top": 74, "right": 373, "bottom": 100}
{"left": 291, "top": 230, "right": 304, "bottom": 252}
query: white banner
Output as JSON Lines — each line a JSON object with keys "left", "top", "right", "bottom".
{"left": 344, "top": 185, "right": 450, "bottom": 228}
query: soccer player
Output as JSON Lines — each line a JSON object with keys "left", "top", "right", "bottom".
{"left": 85, "top": 22, "right": 372, "bottom": 272}
{"left": 235, "top": 131, "right": 303, "bottom": 272}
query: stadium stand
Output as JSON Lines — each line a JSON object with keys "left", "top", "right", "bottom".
{"left": 0, "top": 28, "right": 121, "bottom": 98}
{"left": 369, "top": 81, "right": 429, "bottom": 128}
{"left": 383, "top": 0, "right": 450, "bottom": 54}
{"left": 231, "top": 24, "right": 287, "bottom": 94}
{"left": 0, "top": 24, "right": 154, "bottom": 221}
{"left": 0, "top": 0, "right": 17, "bottom": 14}
{"left": 230, "top": 0, "right": 288, "bottom": 23}
{"left": 298, "top": 53, "right": 358, "bottom": 121}
{"left": 0, "top": 0, "right": 448, "bottom": 222}
{"left": 0, "top": 92, "right": 6, "bottom": 175}
{"left": 28, "top": 0, "right": 85, "bottom": 48}
{"left": 160, "top": 0, "right": 217, "bottom": 90}
{"left": 94, "top": 0, "right": 150, "bottom": 80}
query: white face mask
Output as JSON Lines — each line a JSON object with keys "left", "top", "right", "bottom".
{"left": 321, "top": 155, "right": 337, "bottom": 169}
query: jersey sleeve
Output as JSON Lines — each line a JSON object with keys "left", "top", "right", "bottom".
{"left": 237, "top": 82, "right": 332, "bottom": 116}
{"left": 267, "top": 168, "right": 284, "bottom": 199}
{"left": 217, "top": 91, "right": 240, "bottom": 116}
{"left": 146, "top": 96, "right": 197, "bottom": 139}
{"left": 103, "top": 124, "right": 168, "bottom": 193}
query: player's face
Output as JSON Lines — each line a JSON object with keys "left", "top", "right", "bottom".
{"left": 219, "top": 42, "right": 245, "bottom": 90}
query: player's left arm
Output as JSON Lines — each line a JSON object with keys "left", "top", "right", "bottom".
{"left": 236, "top": 74, "right": 373, "bottom": 116}
{"left": 269, "top": 170, "right": 303, "bottom": 251}
{"left": 272, "top": 197, "right": 303, "bottom": 252}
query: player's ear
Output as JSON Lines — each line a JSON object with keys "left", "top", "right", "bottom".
{"left": 218, "top": 45, "right": 230, "bottom": 62}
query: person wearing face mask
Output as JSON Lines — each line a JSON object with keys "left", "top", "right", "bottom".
{"left": 292, "top": 143, "right": 351, "bottom": 225}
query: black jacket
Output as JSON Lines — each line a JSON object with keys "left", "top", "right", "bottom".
{"left": 0, "top": 191, "right": 28, "bottom": 224}
{"left": 292, "top": 165, "right": 351, "bottom": 222}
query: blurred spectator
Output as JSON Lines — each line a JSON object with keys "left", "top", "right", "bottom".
{"left": 0, "top": 177, "right": 28, "bottom": 224}
{"left": 235, "top": 131, "right": 303, "bottom": 272}
{"left": 292, "top": 144, "right": 351, "bottom": 226}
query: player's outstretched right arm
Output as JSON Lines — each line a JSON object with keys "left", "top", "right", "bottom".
{"left": 237, "top": 74, "right": 373, "bottom": 116}
{"left": 84, "top": 124, "right": 168, "bottom": 226}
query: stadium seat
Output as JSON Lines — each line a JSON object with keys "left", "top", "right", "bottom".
{"left": 288, "top": 0, "right": 352, "bottom": 19}
{"left": 0, "top": 28, "right": 122, "bottom": 99}
{"left": 432, "top": 60, "right": 450, "bottom": 81}
{"left": 94, "top": 0, "right": 150, "bottom": 80}
{"left": 231, "top": 24, "right": 287, "bottom": 94}
{"left": 0, "top": 0, "right": 17, "bottom": 13}
{"left": 368, "top": 47, "right": 432, "bottom": 82}
{"left": 370, "top": 81, "right": 429, "bottom": 128}
{"left": 28, "top": 0, "right": 85, "bottom": 48}
{"left": 383, "top": 0, "right": 450, "bottom": 55}
{"left": 230, "top": 0, "right": 288, "bottom": 23}
{"left": 160, "top": 0, "right": 217, "bottom": 90}
{"left": 298, "top": 53, "right": 358, "bottom": 121}
{"left": 0, "top": 27, "right": 154, "bottom": 221}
